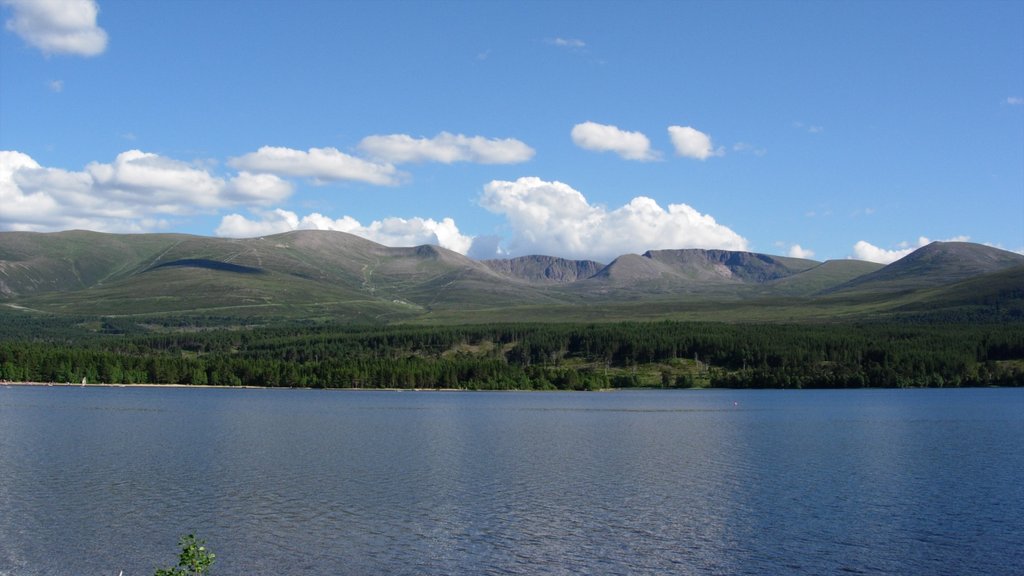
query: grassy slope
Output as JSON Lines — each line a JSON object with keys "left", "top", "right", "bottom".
{"left": 830, "top": 241, "right": 1024, "bottom": 294}
{"left": 768, "top": 259, "right": 884, "bottom": 296}
{"left": 2, "top": 231, "right": 1020, "bottom": 325}
{"left": 0, "top": 230, "right": 189, "bottom": 296}
{"left": 2, "top": 230, "right": 563, "bottom": 319}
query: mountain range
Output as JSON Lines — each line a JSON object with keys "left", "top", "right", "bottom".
{"left": 1, "top": 230, "right": 1022, "bottom": 324}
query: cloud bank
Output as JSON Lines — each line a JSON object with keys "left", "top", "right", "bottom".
{"left": 0, "top": 150, "right": 292, "bottom": 232}
{"left": 216, "top": 209, "right": 473, "bottom": 254}
{"left": 357, "top": 132, "right": 534, "bottom": 164}
{"left": 479, "top": 177, "right": 747, "bottom": 261}
{"left": 2, "top": 0, "right": 108, "bottom": 56}
{"left": 571, "top": 121, "right": 657, "bottom": 161}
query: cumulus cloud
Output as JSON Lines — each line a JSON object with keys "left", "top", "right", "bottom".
{"left": 223, "top": 171, "right": 294, "bottom": 205}
{"left": 215, "top": 209, "right": 473, "bottom": 254}
{"left": 229, "top": 146, "right": 400, "bottom": 186}
{"left": 667, "top": 126, "right": 723, "bottom": 160}
{"left": 2, "top": 0, "right": 108, "bottom": 56}
{"left": 571, "top": 121, "right": 658, "bottom": 161}
{"left": 852, "top": 235, "right": 970, "bottom": 264}
{"left": 479, "top": 176, "right": 747, "bottom": 261}
{"left": 852, "top": 239, "right": 924, "bottom": 264}
{"left": 85, "top": 150, "right": 226, "bottom": 211}
{"left": 357, "top": 132, "right": 534, "bottom": 165}
{"left": 787, "top": 244, "right": 815, "bottom": 259}
{"left": 0, "top": 149, "right": 293, "bottom": 232}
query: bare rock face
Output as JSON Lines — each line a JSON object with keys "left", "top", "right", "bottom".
{"left": 483, "top": 255, "right": 604, "bottom": 284}
{"left": 588, "top": 249, "right": 819, "bottom": 285}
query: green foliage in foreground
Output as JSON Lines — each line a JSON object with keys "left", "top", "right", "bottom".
{"left": 1, "top": 315, "right": 1022, "bottom": 389}
{"left": 154, "top": 535, "right": 215, "bottom": 576}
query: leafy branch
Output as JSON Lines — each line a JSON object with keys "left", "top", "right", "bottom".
{"left": 154, "top": 534, "right": 215, "bottom": 576}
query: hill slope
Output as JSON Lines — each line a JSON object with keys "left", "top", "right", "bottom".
{"left": 829, "top": 241, "right": 1024, "bottom": 295}
{"left": 769, "top": 259, "right": 885, "bottom": 296}
{"left": 1, "top": 231, "right": 1019, "bottom": 323}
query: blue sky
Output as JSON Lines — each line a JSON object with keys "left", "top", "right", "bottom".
{"left": 1, "top": 0, "right": 1022, "bottom": 263}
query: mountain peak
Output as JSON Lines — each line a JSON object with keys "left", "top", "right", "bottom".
{"left": 833, "top": 241, "right": 1024, "bottom": 294}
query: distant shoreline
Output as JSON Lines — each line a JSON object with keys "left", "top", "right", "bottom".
{"left": 2, "top": 381, "right": 267, "bottom": 390}
{"left": 0, "top": 381, "right": 500, "bottom": 392}
{"left": 1, "top": 381, "right": 1011, "bottom": 392}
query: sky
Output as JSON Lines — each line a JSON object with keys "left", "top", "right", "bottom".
{"left": 1, "top": 0, "right": 1022, "bottom": 264}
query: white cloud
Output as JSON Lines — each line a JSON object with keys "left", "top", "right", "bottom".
{"left": 363, "top": 216, "right": 473, "bottom": 254}
{"left": 229, "top": 146, "right": 400, "bottom": 186}
{"left": 224, "top": 171, "right": 294, "bottom": 205}
{"left": 549, "top": 37, "right": 585, "bottom": 48}
{"left": 479, "top": 176, "right": 747, "bottom": 261}
{"left": 851, "top": 235, "right": 971, "bottom": 264}
{"left": 793, "top": 121, "right": 824, "bottom": 134}
{"left": 357, "top": 132, "right": 534, "bottom": 165}
{"left": 2, "top": 0, "right": 108, "bottom": 56}
{"left": 215, "top": 209, "right": 474, "bottom": 254}
{"left": 0, "top": 149, "right": 293, "bottom": 232}
{"left": 571, "top": 121, "right": 658, "bottom": 161}
{"left": 0, "top": 151, "right": 61, "bottom": 227}
{"left": 467, "top": 235, "right": 504, "bottom": 259}
{"left": 85, "top": 150, "right": 227, "bottom": 211}
{"left": 48, "top": 79, "right": 63, "bottom": 92}
{"left": 215, "top": 210, "right": 301, "bottom": 238}
{"left": 1008, "top": 96, "right": 1024, "bottom": 106}
{"left": 852, "top": 239, "right": 924, "bottom": 264}
{"left": 787, "top": 244, "right": 815, "bottom": 259}
{"left": 732, "top": 142, "right": 767, "bottom": 156}
{"left": 667, "top": 126, "right": 723, "bottom": 160}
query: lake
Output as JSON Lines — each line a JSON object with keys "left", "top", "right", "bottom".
{"left": 0, "top": 386, "right": 1021, "bottom": 575}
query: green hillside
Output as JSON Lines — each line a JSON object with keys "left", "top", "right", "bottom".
{"left": 1, "top": 231, "right": 1021, "bottom": 324}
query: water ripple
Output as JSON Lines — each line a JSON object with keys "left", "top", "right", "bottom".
{"left": 0, "top": 387, "right": 1022, "bottom": 575}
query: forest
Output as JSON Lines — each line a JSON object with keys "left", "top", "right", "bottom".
{"left": 1, "top": 313, "right": 1022, "bottom": 390}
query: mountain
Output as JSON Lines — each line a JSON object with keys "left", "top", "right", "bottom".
{"left": 768, "top": 259, "right": 885, "bottom": 296}
{"left": 0, "top": 230, "right": 187, "bottom": 297}
{"left": 0, "top": 231, "right": 1020, "bottom": 323}
{"left": 892, "top": 265, "right": 1024, "bottom": 319}
{"left": 829, "top": 241, "right": 1024, "bottom": 294}
{"left": 587, "top": 249, "right": 818, "bottom": 285}
{"left": 482, "top": 255, "right": 604, "bottom": 284}
{"left": 0, "top": 230, "right": 559, "bottom": 318}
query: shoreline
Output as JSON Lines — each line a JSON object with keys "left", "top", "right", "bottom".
{"left": 0, "top": 381, "right": 1011, "bottom": 392}
{"left": 0, "top": 381, "right": 494, "bottom": 392}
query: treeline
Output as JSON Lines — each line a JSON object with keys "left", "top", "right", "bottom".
{"left": 0, "top": 318, "right": 1022, "bottom": 389}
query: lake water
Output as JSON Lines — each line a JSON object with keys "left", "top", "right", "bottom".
{"left": 0, "top": 386, "right": 1021, "bottom": 575}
